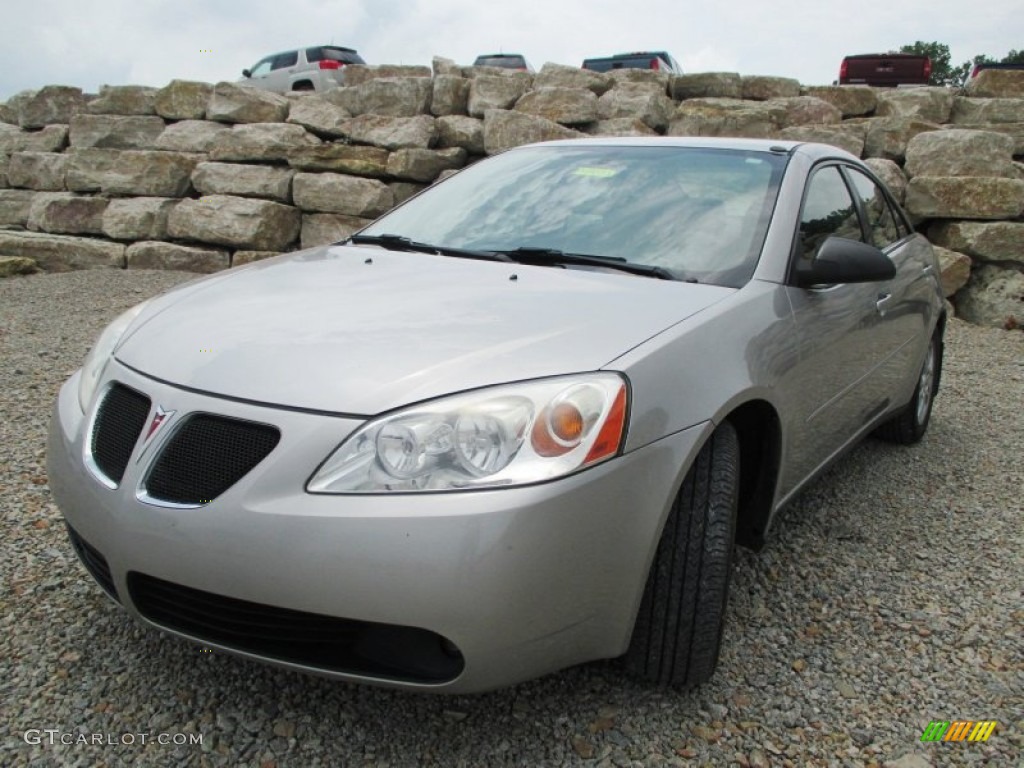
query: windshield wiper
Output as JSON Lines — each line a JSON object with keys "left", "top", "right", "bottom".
{"left": 348, "top": 234, "right": 514, "bottom": 263}
{"left": 491, "top": 247, "right": 680, "bottom": 281}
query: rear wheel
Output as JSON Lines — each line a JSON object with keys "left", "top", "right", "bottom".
{"left": 292, "top": 81, "right": 314, "bottom": 91}
{"left": 874, "top": 331, "right": 940, "bottom": 445}
{"left": 624, "top": 421, "right": 739, "bottom": 687}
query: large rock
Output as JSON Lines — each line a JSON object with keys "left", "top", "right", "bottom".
{"left": 102, "top": 197, "right": 177, "bottom": 240}
{"left": 875, "top": 87, "right": 954, "bottom": 123}
{"left": 0, "top": 90, "right": 36, "bottom": 125}
{"left": 292, "top": 173, "right": 394, "bottom": 216}
{"left": 534, "top": 63, "right": 612, "bottom": 96}
{"left": 904, "top": 176, "right": 1024, "bottom": 220}
{"left": 208, "top": 123, "right": 321, "bottom": 162}
{"left": 0, "top": 124, "right": 69, "bottom": 153}
{"left": 18, "top": 86, "right": 87, "bottom": 129}
{"left": 863, "top": 117, "right": 940, "bottom": 162}
{"left": 606, "top": 69, "right": 669, "bottom": 93}
{"left": 69, "top": 114, "right": 166, "bottom": 149}
{"left": 340, "top": 114, "right": 437, "bottom": 150}
{"left": 126, "top": 241, "right": 229, "bottom": 272}
{"left": 287, "top": 144, "right": 389, "bottom": 177}
{"left": 928, "top": 221, "right": 1024, "bottom": 264}
{"left": 0, "top": 230, "right": 124, "bottom": 270}
{"left": 86, "top": 85, "right": 158, "bottom": 115}
{"left": 154, "top": 80, "right": 214, "bottom": 120}
{"left": 942, "top": 122, "right": 1024, "bottom": 156}
{"left": 584, "top": 118, "right": 658, "bottom": 137}
{"left": 0, "top": 189, "right": 36, "bottom": 226}
{"left": 668, "top": 98, "right": 783, "bottom": 139}
{"left": 482, "top": 110, "right": 584, "bottom": 154}
{"left": 192, "top": 162, "right": 295, "bottom": 202}
{"left": 300, "top": 213, "right": 373, "bottom": 248}
{"left": 597, "top": 87, "right": 673, "bottom": 131}
{"left": 64, "top": 148, "right": 120, "bottom": 192}
{"left": 515, "top": 87, "right": 598, "bottom": 126}
{"left": 904, "top": 129, "right": 1019, "bottom": 179}
{"left": 325, "top": 77, "right": 432, "bottom": 117}
{"left": 102, "top": 151, "right": 202, "bottom": 196}
{"left": 286, "top": 95, "right": 352, "bottom": 136}
{"left": 802, "top": 86, "right": 876, "bottom": 117}
{"left": 432, "top": 56, "right": 462, "bottom": 77}
{"left": 864, "top": 158, "right": 908, "bottom": 203}
{"left": 389, "top": 181, "right": 426, "bottom": 204}
{"left": 964, "top": 69, "right": 1024, "bottom": 98}
{"left": 955, "top": 265, "right": 1024, "bottom": 329}
{"left": 206, "top": 82, "right": 290, "bottom": 123}
{"left": 7, "top": 152, "right": 66, "bottom": 190}
{"left": 154, "top": 119, "right": 230, "bottom": 152}
{"left": 431, "top": 76, "right": 470, "bottom": 116}
{"left": 436, "top": 115, "right": 485, "bottom": 154}
{"left": 778, "top": 124, "right": 864, "bottom": 157}
{"left": 341, "top": 65, "right": 432, "bottom": 85}
{"left": 386, "top": 148, "right": 467, "bottom": 182}
{"left": 931, "top": 245, "right": 972, "bottom": 297}
{"left": 468, "top": 76, "right": 532, "bottom": 117}
{"left": 950, "top": 97, "right": 1024, "bottom": 124}
{"left": 0, "top": 256, "right": 38, "bottom": 277}
{"left": 670, "top": 73, "right": 742, "bottom": 100}
{"left": 27, "top": 192, "right": 107, "bottom": 234}
{"left": 741, "top": 76, "right": 800, "bottom": 101}
{"left": 768, "top": 96, "right": 842, "bottom": 127}
{"left": 232, "top": 250, "right": 281, "bottom": 267}
{"left": 168, "top": 195, "right": 300, "bottom": 250}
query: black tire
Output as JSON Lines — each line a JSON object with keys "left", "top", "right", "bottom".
{"left": 624, "top": 421, "right": 740, "bottom": 688}
{"left": 292, "top": 82, "right": 314, "bottom": 91}
{"left": 874, "top": 331, "right": 940, "bottom": 445}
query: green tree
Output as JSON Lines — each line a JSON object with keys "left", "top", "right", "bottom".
{"left": 899, "top": 41, "right": 962, "bottom": 85}
{"left": 1000, "top": 49, "right": 1024, "bottom": 64}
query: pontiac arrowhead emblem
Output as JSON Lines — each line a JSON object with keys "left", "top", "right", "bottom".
{"left": 145, "top": 406, "right": 175, "bottom": 442}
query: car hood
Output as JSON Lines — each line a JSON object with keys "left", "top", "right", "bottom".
{"left": 116, "top": 245, "right": 734, "bottom": 415}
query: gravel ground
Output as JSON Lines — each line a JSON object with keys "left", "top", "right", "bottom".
{"left": 1, "top": 269, "right": 1021, "bottom": 768}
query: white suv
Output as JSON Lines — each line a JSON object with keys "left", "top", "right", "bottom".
{"left": 239, "top": 46, "right": 367, "bottom": 93}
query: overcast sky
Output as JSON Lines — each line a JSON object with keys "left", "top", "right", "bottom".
{"left": 1, "top": 0, "right": 1020, "bottom": 101}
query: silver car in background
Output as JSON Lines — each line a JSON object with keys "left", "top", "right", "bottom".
{"left": 48, "top": 138, "right": 945, "bottom": 693}
{"left": 239, "top": 45, "right": 366, "bottom": 92}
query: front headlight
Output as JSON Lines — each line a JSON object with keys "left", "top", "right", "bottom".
{"left": 77, "top": 301, "right": 150, "bottom": 412}
{"left": 308, "top": 373, "right": 629, "bottom": 493}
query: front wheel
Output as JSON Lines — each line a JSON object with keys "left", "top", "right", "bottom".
{"left": 623, "top": 421, "right": 739, "bottom": 688}
{"left": 874, "top": 331, "right": 940, "bottom": 445}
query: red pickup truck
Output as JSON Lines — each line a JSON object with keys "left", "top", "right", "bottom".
{"left": 838, "top": 53, "right": 932, "bottom": 87}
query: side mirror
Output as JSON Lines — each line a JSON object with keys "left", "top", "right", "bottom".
{"left": 795, "top": 236, "right": 896, "bottom": 287}
{"left": 242, "top": 69, "right": 252, "bottom": 78}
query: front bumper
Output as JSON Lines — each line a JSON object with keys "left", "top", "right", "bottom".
{"left": 47, "top": 361, "right": 710, "bottom": 692}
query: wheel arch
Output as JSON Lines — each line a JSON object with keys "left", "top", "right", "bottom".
{"left": 722, "top": 399, "right": 782, "bottom": 552}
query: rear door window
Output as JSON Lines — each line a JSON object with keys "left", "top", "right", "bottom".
{"left": 272, "top": 51, "right": 298, "bottom": 70}
{"left": 844, "top": 168, "right": 903, "bottom": 250}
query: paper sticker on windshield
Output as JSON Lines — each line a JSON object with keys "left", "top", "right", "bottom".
{"left": 573, "top": 167, "right": 618, "bottom": 178}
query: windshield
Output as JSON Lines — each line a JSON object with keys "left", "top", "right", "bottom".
{"left": 359, "top": 145, "right": 788, "bottom": 287}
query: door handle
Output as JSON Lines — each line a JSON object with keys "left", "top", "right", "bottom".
{"left": 875, "top": 293, "right": 893, "bottom": 315}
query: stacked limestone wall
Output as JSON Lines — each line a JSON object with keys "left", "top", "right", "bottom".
{"left": 0, "top": 60, "right": 1022, "bottom": 328}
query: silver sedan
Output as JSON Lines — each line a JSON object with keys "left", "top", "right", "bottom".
{"left": 47, "top": 138, "right": 945, "bottom": 693}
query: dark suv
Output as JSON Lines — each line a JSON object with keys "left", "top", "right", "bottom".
{"left": 472, "top": 53, "right": 534, "bottom": 72}
{"left": 240, "top": 46, "right": 367, "bottom": 93}
{"left": 582, "top": 51, "right": 681, "bottom": 74}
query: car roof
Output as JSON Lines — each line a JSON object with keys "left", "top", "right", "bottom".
{"left": 510, "top": 136, "right": 860, "bottom": 162}
{"left": 842, "top": 52, "right": 928, "bottom": 60}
